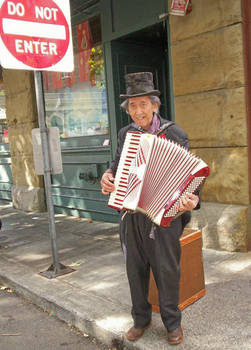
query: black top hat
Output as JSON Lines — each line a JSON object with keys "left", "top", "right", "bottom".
{"left": 120, "top": 72, "right": 160, "bottom": 100}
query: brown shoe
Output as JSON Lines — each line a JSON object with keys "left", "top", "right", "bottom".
{"left": 125, "top": 321, "right": 152, "bottom": 341}
{"left": 167, "top": 325, "right": 183, "bottom": 345}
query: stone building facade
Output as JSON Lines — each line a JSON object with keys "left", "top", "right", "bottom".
{"left": 169, "top": 0, "right": 251, "bottom": 251}
{"left": 2, "top": 70, "right": 45, "bottom": 211}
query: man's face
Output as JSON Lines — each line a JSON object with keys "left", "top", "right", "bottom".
{"left": 128, "top": 96, "right": 157, "bottom": 130}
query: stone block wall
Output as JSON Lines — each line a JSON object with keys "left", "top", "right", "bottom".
{"left": 3, "top": 69, "right": 45, "bottom": 212}
{"left": 169, "top": 0, "right": 250, "bottom": 251}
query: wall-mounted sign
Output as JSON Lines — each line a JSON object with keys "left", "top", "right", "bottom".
{"left": 0, "top": 0, "right": 74, "bottom": 72}
{"left": 32, "top": 127, "right": 63, "bottom": 175}
{"left": 170, "top": 0, "right": 192, "bottom": 16}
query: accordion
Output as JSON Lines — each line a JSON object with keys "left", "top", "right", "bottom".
{"left": 108, "top": 131, "right": 210, "bottom": 227}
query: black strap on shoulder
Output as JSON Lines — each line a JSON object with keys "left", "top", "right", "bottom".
{"left": 131, "top": 120, "right": 175, "bottom": 135}
{"left": 155, "top": 121, "right": 175, "bottom": 136}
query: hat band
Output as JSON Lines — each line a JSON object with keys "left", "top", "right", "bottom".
{"left": 127, "top": 85, "right": 155, "bottom": 95}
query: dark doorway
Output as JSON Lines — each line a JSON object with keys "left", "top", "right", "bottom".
{"left": 110, "top": 21, "right": 172, "bottom": 131}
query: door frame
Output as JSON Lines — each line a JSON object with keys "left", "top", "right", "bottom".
{"left": 103, "top": 18, "right": 175, "bottom": 159}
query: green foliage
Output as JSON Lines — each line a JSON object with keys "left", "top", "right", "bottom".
{"left": 88, "top": 46, "right": 105, "bottom": 88}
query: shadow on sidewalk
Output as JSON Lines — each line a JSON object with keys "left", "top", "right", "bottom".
{"left": 0, "top": 204, "right": 251, "bottom": 350}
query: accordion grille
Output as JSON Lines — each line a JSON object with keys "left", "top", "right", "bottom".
{"left": 124, "top": 136, "right": 202, "bottom": 220}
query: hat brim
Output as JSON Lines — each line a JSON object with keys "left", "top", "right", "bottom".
{"left": 120, "top": 90, "right": 161, "bottom": 101}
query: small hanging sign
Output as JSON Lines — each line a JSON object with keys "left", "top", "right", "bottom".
{"left": 169, "top": 0, "right": 192, "bottom": 16}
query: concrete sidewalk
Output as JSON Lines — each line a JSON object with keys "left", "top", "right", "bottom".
{"left": 0, "top": 204, "right": 250, "bottom": 350}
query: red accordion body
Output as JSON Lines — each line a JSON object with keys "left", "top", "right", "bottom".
{"left": 108, "top": 132, "right": 210, "bottom": 227}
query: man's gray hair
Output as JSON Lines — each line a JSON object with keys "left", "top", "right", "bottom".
{"left": 120, "top": 95, "right": 161, "bottom": 113}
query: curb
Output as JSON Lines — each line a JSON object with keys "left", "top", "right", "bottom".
{"left": 0, "top": 257, "right": 150, "bottom": 350}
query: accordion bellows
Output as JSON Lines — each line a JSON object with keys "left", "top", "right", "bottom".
{"left": 108, "top": 132, "right": 210, "bottom": 227}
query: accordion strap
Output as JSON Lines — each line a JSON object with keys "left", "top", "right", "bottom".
{"left": 131, "top": 120, "right": 174, "bottom": 135}
{"left": 154, "top": 121, "right": 175, "bottom": 136}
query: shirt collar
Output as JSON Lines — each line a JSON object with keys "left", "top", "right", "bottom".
{"left": 131, "top": 113, "right": 160, "bottom": 134}
{"left": 147, "top": 113, "right": 160, "bottom": 134}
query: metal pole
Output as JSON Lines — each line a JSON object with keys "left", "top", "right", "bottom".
{"left": 33, "top": 71, "right": 61, "bottom": 275}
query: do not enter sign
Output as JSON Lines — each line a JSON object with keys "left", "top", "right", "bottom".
{"left": 0, "top": 0, "right": 74, "bottom": 71}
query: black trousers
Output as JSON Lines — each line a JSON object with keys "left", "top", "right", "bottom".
{"left": 120, "top": 212, "right": 182, "bottom": 332}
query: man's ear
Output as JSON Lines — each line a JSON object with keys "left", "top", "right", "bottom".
{"left": 153, "top": 102, "right": 158, "bottom": 113}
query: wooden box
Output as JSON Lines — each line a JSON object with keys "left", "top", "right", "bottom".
{"left": 148, "top": 228, "right": 206, "bottom": 312}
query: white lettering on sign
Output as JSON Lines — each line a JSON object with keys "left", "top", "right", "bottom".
{"left": 35, "top": 6, "right": 58, "bottom": 21}
{"left": 3, "top": 18, "right": 66, "bottom": 40}
{"left": 0, "top": 0, "right": 73, "bottom": 71}
{"left": 15, "top": 39, "right": 57, "bottom": 55}
{"left": 7, "top": 1, "right": 25, "bottom": 16}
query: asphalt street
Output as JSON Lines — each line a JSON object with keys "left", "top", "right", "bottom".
{"left": 0, "top": 285, "right": 111, "bottom": 350}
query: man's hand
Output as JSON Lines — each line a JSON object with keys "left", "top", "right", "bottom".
{"left": 100, "top": 172, "right": 115, "bottom": 195}
{"left": 178, "top": 193, "right": 199, "bottom": 212}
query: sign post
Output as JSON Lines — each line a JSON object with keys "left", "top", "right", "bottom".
{"left": 34, "top": 71, "right": 75, "bottom": 278}
{"left": 0, "top": 0, "right": 74, "bottom": 278}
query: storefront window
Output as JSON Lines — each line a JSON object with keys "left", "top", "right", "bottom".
{"left": 0, "top": 66, "right": 8, "bottom": 144}
{"left": 42, "top": 16, "right": 109, "bottom": 141}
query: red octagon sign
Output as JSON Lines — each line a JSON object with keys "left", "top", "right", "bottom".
{"left": 0, "top": 0, "right": 70, "bottom": 69}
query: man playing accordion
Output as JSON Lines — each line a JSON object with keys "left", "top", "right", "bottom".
{"left": 101, "top": 72, "right": 200, "bottom": 345}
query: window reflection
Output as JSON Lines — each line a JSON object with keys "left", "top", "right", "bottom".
{"left": 42, "top": 16, "right": 109, "bottom": 141}
{"left": 0, "top": 66, "right": 8, "bottom": 144}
